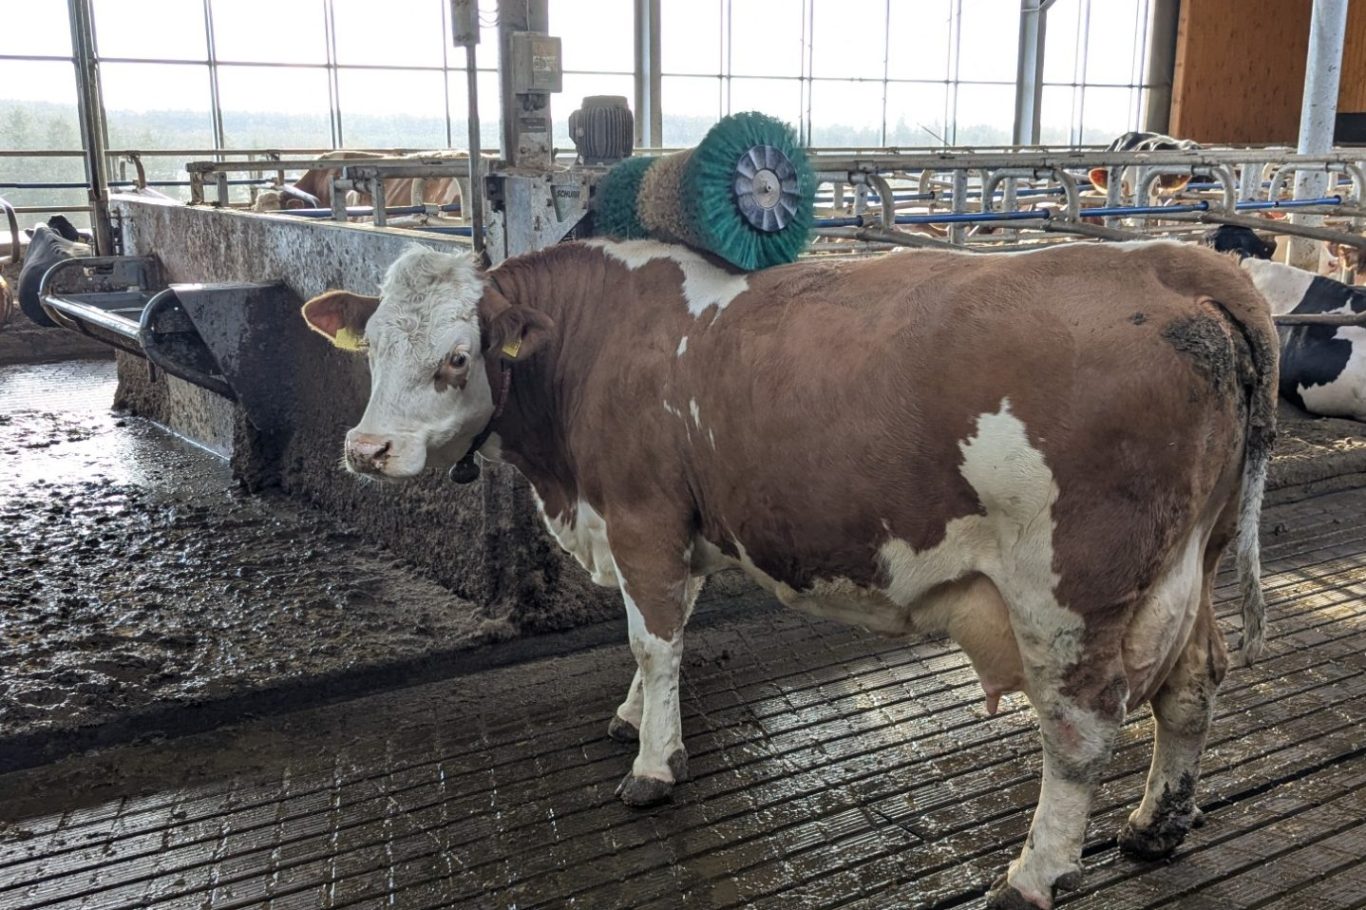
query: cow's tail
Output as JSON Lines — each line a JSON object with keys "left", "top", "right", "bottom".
{"left": 1223, "top": 289, "right": 1279, "bottom": 668}
{"left": 1234, "top": 423, "right": 1270, "bottom": 667}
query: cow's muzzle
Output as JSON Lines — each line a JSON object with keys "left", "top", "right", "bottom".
{"left": 345, "top": 433, "right": 394, "bottom": 474}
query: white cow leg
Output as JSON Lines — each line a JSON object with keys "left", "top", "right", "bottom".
{"left": 1120, "top": 594, "right": 1226, "bottom": 859}
{"left": 607, "top": 669, "right": 643, "bottom": 743}
{"left": 614, "top": 575, "right": 700, "bottom": 808}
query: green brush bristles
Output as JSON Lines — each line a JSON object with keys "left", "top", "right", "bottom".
{"left": 592, "top": 154, "right": 654, "bottom": 239}
{"left": 686, "top": 112, "right": 815, "bottom": 271}
{"left": 590, "top": 112, "right": 814, "bottom": 271}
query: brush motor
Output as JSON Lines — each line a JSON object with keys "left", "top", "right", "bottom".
{"left": 568, "top": 96, "right": 635, "bottom": 165}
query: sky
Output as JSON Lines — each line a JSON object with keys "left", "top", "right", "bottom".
{"left": 0, "top": 0, "right": 1152, "bottom": 143}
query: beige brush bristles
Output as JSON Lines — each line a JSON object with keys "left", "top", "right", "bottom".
{"left": 636, "top": 149, "right": 706, "bottom": 249}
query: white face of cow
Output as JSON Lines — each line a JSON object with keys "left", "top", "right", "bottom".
{"left": 302, "top": 247, "right": 494, "bottom": 479}
{"left": 301, "top": 246, "right": 556, "bottom": 480}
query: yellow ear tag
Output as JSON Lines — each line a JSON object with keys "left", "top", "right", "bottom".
{"left": 501, "top": 337, "right": 523, "bottom": 359}
{"left": 333, "top": 326, "right": 366, "bottom": 351}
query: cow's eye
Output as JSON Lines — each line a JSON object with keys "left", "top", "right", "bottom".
{"left": 449, "top": 352, "right": 469, "bottom": 370}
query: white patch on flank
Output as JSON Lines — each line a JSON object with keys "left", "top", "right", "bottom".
{"left": 590, "top": 238, "right": 749, "bottom": 318}
{"left": 689, "top": 398, "right": 701, "bottom": 427}
{"left": 715, "top": 401, "right": 1065, "bottom": 674}
{"left": 1240, "top": 256, "right": 1316, "bottom": 316}
{"left": 534, "top": 493, "right": 618, "bottom": 588}
{"left": 676, "top": 336, "right": 688, "bottom": 357}
{"left": 662, "top": 401, "right": 682, "bottom": 419}
{"left": 708, "top": 428, "right": 716, "bottom": 450}
{"left": 878, "top": 399, "right": 1081, "bottom": 666}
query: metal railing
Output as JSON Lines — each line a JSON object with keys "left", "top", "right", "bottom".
{"left": 7, "top": 141, "right": 1366, "bottom": 266}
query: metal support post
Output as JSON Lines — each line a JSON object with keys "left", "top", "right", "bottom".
{"left": 452, "top": 0, "right": 485, "bottom": 253}
{"left": 465, "top": 44, "right": 485, "bottom": 253}
{"left": 1143, "top": 0, "right": 1180, "bottom": 133}
{"left": 634, "top": 0, "right": 662, "bottom": 148}
{"left": 67, "top": 0, "right": 112, "bottom": 253}
{"left": 1290, "top": 0, "right": 1349, "bottom": 269}
{"left": 1012, "top": 0, "right": 1053, "bottom": 146}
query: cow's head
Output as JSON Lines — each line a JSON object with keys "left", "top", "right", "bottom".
{"left": 301, "top": 246, "right": 553, "bottom": 479}
{"left": 1203, "top": 225, "right": 1277, "bottom": 261}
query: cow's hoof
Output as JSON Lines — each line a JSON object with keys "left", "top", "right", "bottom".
{"left": 607, "top": 715, "right": 639, "bottom": 744}
{"left": 615, "top": 772, "right": 673, "bottom": 807}
{"left": 615, "top": 750, "right": 687, "bottom": 807}
{"left": 1117, "top": 815, "right": 1192, "bottom": 861}
{"left": 984, "top": 878, "right": 1048, "bottom": 910}
{"left": 1054, "top": 869, "right": 1084, "bottom": 892}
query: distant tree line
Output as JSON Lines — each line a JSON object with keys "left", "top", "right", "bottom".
{"left": 2, "top": 98, "right": 1019, "bottom": 228}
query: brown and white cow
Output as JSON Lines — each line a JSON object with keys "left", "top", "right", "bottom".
{"left": 254, "top": 150, "right": 468, "bottom": 214}
{"left": 302, "top": 239, "right": 1278, "bottom": 909}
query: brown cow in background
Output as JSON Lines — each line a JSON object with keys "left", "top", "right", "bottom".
{"left": 253, "top": 150, "right": 471, "bottom": 215}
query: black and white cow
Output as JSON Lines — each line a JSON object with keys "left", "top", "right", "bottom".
{"left": 1088, "top": 132, "right": 1202, "bottom": 195}
{"left": 17, "top": 221, "right": 91, "bottom": 327}
{"left": 1204, "top": 225, "right": 1277, "bottom": 262}
{"left": 1240, "top": 256, "right": 1366, "bottom": 421}
{"left": 1201, "top": 225, "right": 1366, "bottom": 421}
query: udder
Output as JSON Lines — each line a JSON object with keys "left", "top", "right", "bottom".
{"left": 911, "top": 575, "right": 1025, "bottom": 714}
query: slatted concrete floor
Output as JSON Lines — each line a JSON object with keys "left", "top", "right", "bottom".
{"left": 2, "top": 488, "right": 1366, "bottom": 909}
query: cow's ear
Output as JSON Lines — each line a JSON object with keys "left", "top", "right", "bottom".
{"left": 485, "top": 305, "right": 555, "bottom": 362}
{"left": 301, "top": 290, "right": 380, "bottom": 351}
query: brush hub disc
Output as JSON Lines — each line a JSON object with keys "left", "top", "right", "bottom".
{"left": 734, "top": 144, "right": 800, "bottom": 233}
{"left": 751, "top": 170, "right": 782, "bottom": 208}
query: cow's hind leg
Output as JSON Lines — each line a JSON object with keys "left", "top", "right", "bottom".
{"left": 611, "top": 536, "right": 702, "bottom": 807}
{"left": 1119, "top": 574, "right": 1227, "bottom": 860}
{"left": 990, "top": 594, "right": 1128, "bottom": 909}
{"left": 608, "top": 670, "right": 642, "bottom": 743}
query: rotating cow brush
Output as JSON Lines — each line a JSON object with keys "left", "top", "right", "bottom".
{"left": 591, "top": 112, "right": 815, "bottom": 271}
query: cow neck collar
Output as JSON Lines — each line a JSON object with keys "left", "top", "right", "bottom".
{"left": 446, "top": 359, "right": 512, "bottom": 484}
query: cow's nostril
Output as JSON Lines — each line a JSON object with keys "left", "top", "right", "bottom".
{"left": 347, "top": 435, "right": 394, "bottom": 470}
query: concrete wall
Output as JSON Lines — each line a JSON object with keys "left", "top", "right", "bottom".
{"left": 110, "top": 196, "right": 620, "bottom": 633}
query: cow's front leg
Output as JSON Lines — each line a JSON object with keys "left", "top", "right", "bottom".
{"left": 611, "top": 544, "right": 701, "bottom": 808}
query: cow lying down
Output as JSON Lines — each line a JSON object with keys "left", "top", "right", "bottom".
{"left": 1205, "top": 226, "right": 1366, "bottom": 422}
{"left": 303, "top": 240, "right": 1277, "bottom": 909}
{"left": 1242, "top": 258, "right": 1366, "bottom": 422}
